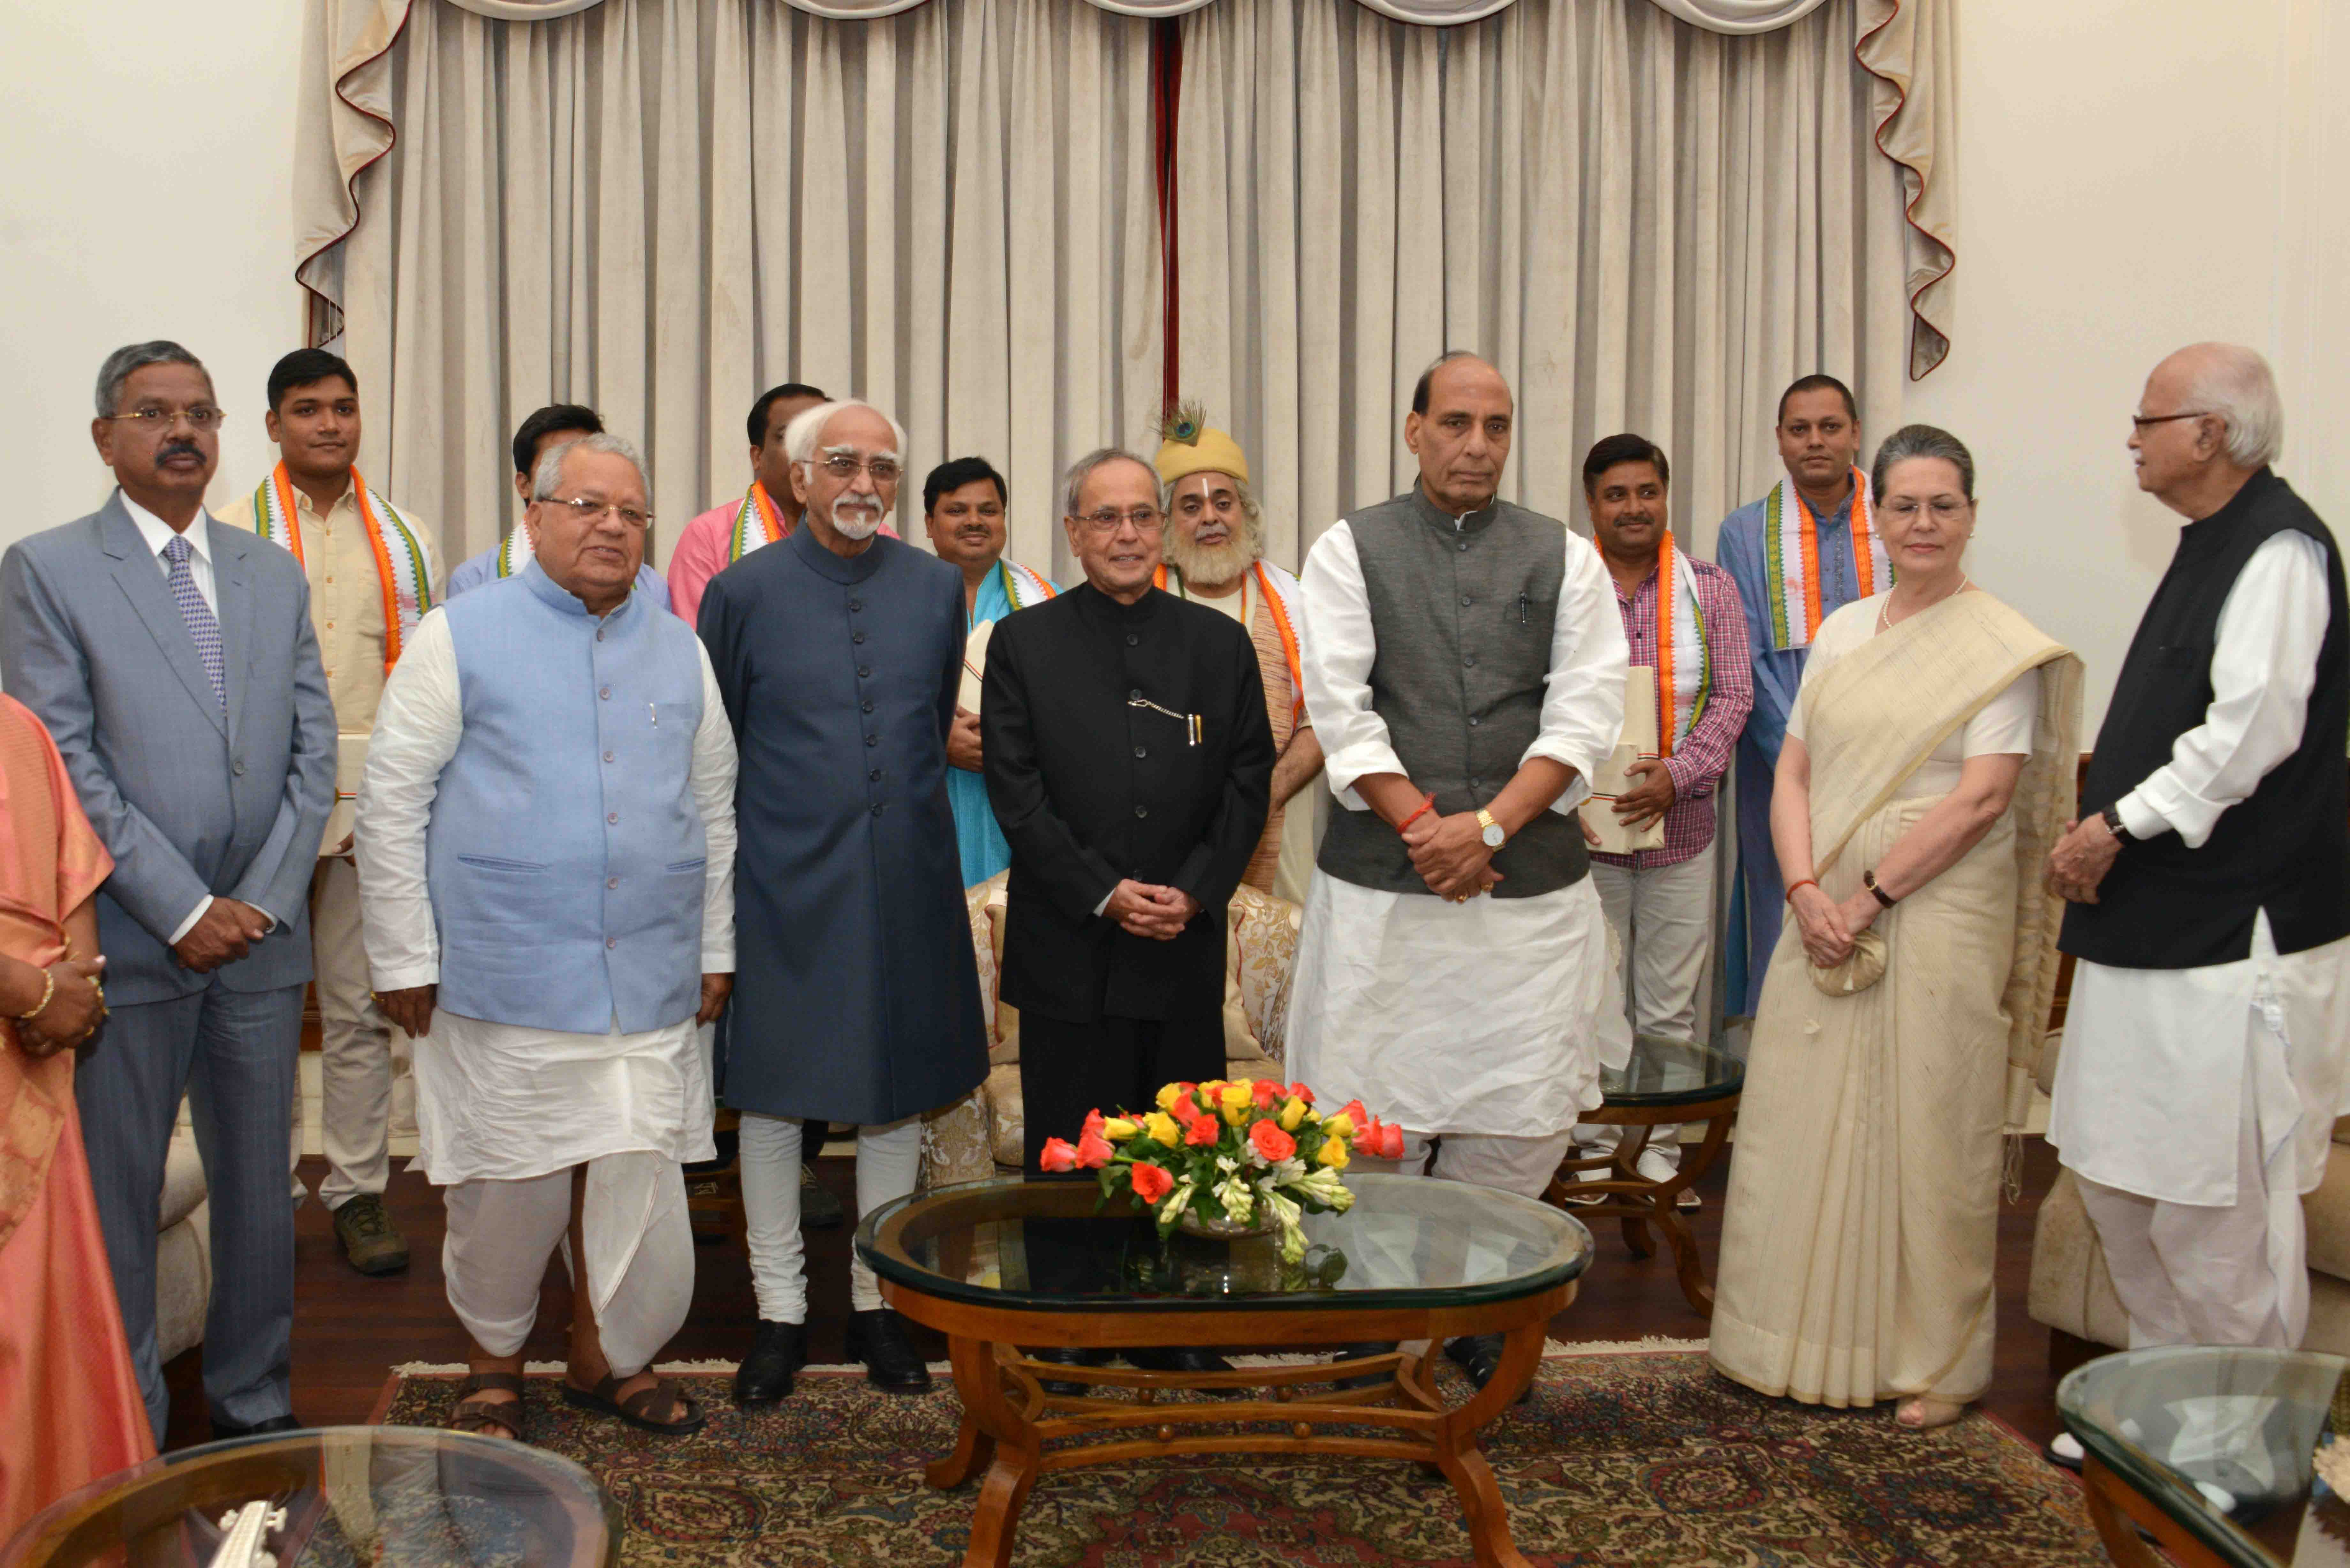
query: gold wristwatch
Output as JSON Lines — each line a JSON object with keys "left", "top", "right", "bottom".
{"left": 1476, "top": 808, "right": 1505, "bottom": 849}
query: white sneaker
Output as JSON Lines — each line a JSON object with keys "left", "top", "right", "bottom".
{"left": 1634, "top": 1145, "right": 1698, "bottom": 1210}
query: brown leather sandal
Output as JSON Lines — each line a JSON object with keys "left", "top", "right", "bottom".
{"left": 448, "top": 1371, "right": 526, "bottom": 1441}
{"left": 560, "top": 1371, "right": 707, "bottom": 1435}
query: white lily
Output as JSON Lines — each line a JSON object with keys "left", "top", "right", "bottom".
{"left": 1214, "top": 1173, "right": 1256, "bottom": 1224}
{"left": 1288, "top": 1166, "right": 1356, "bottom": 1214}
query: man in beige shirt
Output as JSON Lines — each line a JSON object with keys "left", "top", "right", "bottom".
{"left": 216, "top": 348, "right": 443, "bottom": 1275}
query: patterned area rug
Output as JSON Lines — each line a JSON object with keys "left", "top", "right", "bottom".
{"left": 378, "top": 1350, "right": 2105, "bottom": 1566}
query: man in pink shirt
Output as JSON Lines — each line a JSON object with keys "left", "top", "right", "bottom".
{"left": 671, "top": 383, "right": 899, "bottom": 626}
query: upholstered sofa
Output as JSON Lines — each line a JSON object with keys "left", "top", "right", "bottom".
{"left": 921, "top": 872, "right": 1303, "bottom": 1187}
{"left": 157, "top": 1107, "right": 212, "bottom": 1365}
{"left": 2027, "top": 1028, "right": 2350, "bottom": 1357}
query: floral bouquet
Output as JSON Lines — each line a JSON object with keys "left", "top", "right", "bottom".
{"left": 1040, "top": 1079, "right": 1407, "bottom": 1264}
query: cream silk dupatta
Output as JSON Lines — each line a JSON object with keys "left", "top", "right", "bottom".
{"left": 1710, "top": 592, "right": 2081, "bottom": 1409}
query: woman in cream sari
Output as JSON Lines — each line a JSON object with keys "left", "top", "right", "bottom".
{"left": 1710, "top": 425, "right": 2082, "bottom": 1429}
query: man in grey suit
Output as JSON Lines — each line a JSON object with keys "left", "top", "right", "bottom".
{"left": 0, "top": 341, "right": 336, "bottom": 1441}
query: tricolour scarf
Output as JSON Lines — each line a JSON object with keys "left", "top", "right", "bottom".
{"left": 254, "top": 464, "right": 431, "bottom": 672}
{"left": 1762, "top": 466, "right": 1886, "bottom": 651}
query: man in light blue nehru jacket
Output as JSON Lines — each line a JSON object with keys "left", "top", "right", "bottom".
{"left": 358, "top": 433, "right": 738, "bottom": 1443}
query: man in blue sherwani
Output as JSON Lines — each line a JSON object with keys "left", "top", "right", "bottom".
{"left": 698, "top": 399, "right": 988, "bottom": 1404}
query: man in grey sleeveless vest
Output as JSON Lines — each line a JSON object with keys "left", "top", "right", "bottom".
{"left": 1287, "top": 353, "right": 1628, "bottom": 1394}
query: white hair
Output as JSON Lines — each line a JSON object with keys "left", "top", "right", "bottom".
{"left": 783, "top": 399, "right": 908, "bottom": 466}
{"left": 1062, "top": 448, "right": 1167, "bottom": 520}
{"left": 531, "top": 432, "right": 646, "bottom": 499}
{"left": 2177, "top": 343, "right": 2284, "bottom": 469}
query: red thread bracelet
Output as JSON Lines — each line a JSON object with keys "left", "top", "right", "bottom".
{"left": 1398, "top": 795, "right": 1437, "bottom": 834}
{"left": 1784, "top": 878, "right": 1820, "bottom": 903}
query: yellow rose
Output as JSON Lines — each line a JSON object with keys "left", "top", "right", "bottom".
{"left": 1278, "top": 1097, "right": 1307, "bottom": 1132}
{"left": 1154, "top": 1083, "right": 1186, "bottom": 1113}
{"left": 1321, "top": 1112, "right": 1354, "bottom": 1141}
{"left": 1220, "top": 1082, "right": 1255, "bottom": 1125}
{"left": 1141, "top": 1111, "right": 1181, "bottom": 1146}
{"left": 1101, "top": 1117, "right": 1140, "bottom": 1142}
{"left": 1316, "top": 1138, "right": 1350, "bottom": 1170}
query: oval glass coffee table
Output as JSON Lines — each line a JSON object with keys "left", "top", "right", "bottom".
{"left": 1, "top": 1426, "right": 617, "bottom": 1567}
{"left": 2058, "top": 1345, "right": 2350, "bottom": 1566}
{"left": 860, "top": 1172, "right": 1593, "bottom": 1568}
{"left": 1545, "top": 1032, "right": 1744, "bottom": 1316}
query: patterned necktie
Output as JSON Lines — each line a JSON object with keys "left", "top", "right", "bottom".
{"left": 163, "top": 534, "right": 226, "bottom": 713}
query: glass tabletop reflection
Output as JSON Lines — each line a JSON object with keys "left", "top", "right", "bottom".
{"left": 2, "top": 1426, "right": 617, "bottom": 1568}
{"left": 2058, "top": 1345, "right": 2350, "bottom": 1566}
{"left": 858, "top": 1172, "right": 1594, "bottom": 1315}
{"left": 1600, "top": 1033, "right": 1745, "bottom": 1108}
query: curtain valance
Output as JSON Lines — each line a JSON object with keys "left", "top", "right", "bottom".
{"left": 440, "top": 0, "right": 1833, "bottom": 28}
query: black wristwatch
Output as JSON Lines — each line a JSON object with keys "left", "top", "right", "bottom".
{"left": 2098, "top": 803, "right": 2130, "bottom": 841}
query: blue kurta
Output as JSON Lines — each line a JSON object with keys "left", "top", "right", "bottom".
{"left": 698, "top": 525, "right": 988, "bottom": 1123}
{"left": 950, "top": 561, "right": 1058, "bottom": 886}
{"left": 1714, "top": 485, "right": 1871, "bottom": 1015}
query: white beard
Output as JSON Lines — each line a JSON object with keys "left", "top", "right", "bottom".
{"left": 830, "top": 502, "right": 885, "bottom": 541}
{"left": 1165, "top": 530, "right": 1257, "bottom": 590}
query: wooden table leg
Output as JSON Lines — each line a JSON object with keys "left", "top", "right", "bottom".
{"left": 1429, "top": 1320, "right": 1544, "bottom": 1568}
{"left": 930, "top": 1335, "right": 1038, "bottom": 1568}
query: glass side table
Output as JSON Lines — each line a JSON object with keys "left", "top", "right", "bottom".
{"left": 859, "top": 1172, "right": 1594, "bottom": 1568}
{"left": 1, "top": 1426, "right": 618, "bottom": 1568}
{"left": 2058, "top": 1345, "right": 2350, "bottom": 1566}
{"left": 1544, "top": 1033, "right": 1744, "bottom": 1316}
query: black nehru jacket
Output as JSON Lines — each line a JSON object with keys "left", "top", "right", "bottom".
{"left": 2063, "top": 467, "right": 2350, "bottom": 970}
{"left": 982, "top": 583, "right": 1275, "bottom": 1023}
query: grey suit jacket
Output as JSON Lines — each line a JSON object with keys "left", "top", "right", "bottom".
{"left": 1, "top": 491, "right": 337, "bottom": 1006}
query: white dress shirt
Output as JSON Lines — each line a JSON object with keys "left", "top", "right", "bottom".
{"left": 122, "top": 496, "right": 238, "bottom": 941}
{"left": 2050, "top": 531, "right": 2350, "bottom": 1205}
{"left": 1284, "top": 510, "right": 1632, "bottom": 1139}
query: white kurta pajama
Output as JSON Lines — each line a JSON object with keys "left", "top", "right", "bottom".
{"left": 2050, "top": 532, "right": 2350, "bottom": 1350}
{"left": 360, "top": 611, "right": 736, "bottom": 1373}
{"left": 1287, "top": 516, "right": 1630, "bottom": 1195}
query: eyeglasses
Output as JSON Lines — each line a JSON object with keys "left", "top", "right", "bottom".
{"left": 815, "top": 454, "right": 902, "bottom": 485}
{"left": 545, "top": 496, "right": 652, "bottom": 531}
{"left": 1881, "top": 498, "right": 1972, "bottom": 522}
{"left": 1074, "top": 507, "right": 1166, "bottom": 536}
{"left": 105, "top": 405, "right": 226, "bottom": 432}
{"left": 2131, "top": 410, "right": 2210, "bottom": 432}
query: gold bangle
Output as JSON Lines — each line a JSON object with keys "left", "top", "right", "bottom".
{"left": 15, "top": 968, "right": 56, "bottom": 1024}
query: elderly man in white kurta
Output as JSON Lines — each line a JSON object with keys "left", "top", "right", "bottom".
{"left": 359, "top": 434, "right": 737, "bottom": 1441}
{"left": 1288, "top": 353, "right": 1627, "bottom": 1393}
{"left": 2045, "top": 345, "right": 2350, "bottom": 1439}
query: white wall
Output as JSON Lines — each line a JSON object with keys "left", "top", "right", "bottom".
{"left": 0, "top": 0, "right": 305, "bottom": 534}
{"left": 1904, "top": 0, "right": 2350, "bottom": 728}
{"left": 3, "top": 0, "right": 2343, "bottom": 732}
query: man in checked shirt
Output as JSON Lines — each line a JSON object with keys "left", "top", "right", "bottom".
{"left": 1568, "top": 434, "right": 1751, "bottom": 1208}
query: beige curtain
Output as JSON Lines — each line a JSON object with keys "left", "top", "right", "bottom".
{"left": 330, "top": 0, "right": 1160, "bottom": 577}
{"left": 1173, "top": 0, "right": 1936, "bottom": 567}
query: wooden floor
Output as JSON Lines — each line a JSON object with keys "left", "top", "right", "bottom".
{"left": 162, "top": 1139, "right": 2078, "bottom": 1453}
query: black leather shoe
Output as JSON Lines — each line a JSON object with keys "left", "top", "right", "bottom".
{"left": 1445, "top": 1333, "right": 1533, "bottom": 1404}
{"left": 799, "top": 1163, "right": 845, "bottom": 1228}
{"left": 1331, "top": 1341, "right": 1398, "bottom": 1392}
{"left": 210, "top": 1413, "right": 303, "bottom": 1440}
{"left": 1123, "top": 1345, "right": 1243, "bottom": 1397}
{"left": 1028, "top": 1345, "right": 1113, "bottom": 1397}
{"left": 845, "top": 1308, "right": 932, "bottom": 1393}
{"left": 734, "top": 1319, "right": 807, "bottom": 1406}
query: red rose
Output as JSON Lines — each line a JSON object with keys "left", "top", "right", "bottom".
{"left": 1039, "top": 1137, "right": 1078, "bottom": 1173}
{"left": 1130, "top": 1163, "right": 1175, "bottom": 1203}
{"left": 1184, "top": 1113, "right": 1222, "bottom": 1147}
{"left": 1075, "top": 1129, "right": 1114, "bottom": 1169}
{"left": 1338, "top": 1099, "right": 1369, "bottom": 1130}
{"left": 1081, "top": 1108, "right": 1105, "bottom": 1140}
{"left": 1288, "top": 1082, "right": 1316, "bottom": 1106}
{"left": 1369, "top": 1119, "right": 1406, "bottom": 1159}
{"left": 1250, "top": 1121, "right": 1297, "bottom": 1163}
{"left": 1252, "top": 1079, "right": 1282, "bottom": 1108}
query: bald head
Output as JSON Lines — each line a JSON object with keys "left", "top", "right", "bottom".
{"left": 2132, "top": 343, "right": 2282, "bottom": 519}
{"left": 1405, "top": 353, "right": 1514, "bottom": 516}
